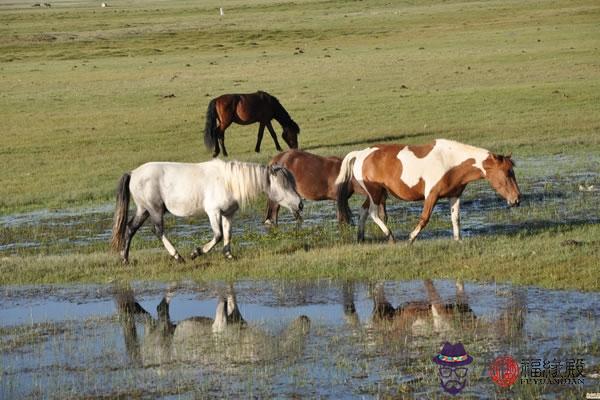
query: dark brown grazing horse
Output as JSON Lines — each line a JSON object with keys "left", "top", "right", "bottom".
{"left": 204, "top": 91, "right": 300, "bottom": 157}
{"left": 336, "top": 139, "right": 521, "bottom": 242}
{"left": 264, "top": 149, "right": 386, "bottom": 225}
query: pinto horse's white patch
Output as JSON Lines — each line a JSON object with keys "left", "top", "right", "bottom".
{"left": 397, "top": 139, "right": 489, "bottom": 198}
{"left": 352, "top": 147, "right": 379, "bottom": 196}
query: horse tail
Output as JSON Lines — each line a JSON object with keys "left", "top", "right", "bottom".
{"left": 111, "top": 172, "right": 131, "bottom": 252}
{"left": 335, "top": 151, "right": 360, "bottom": 224}
{"left": 204, "top": 98, "right": 218, "bottom": 152}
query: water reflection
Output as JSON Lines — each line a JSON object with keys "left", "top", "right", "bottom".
{"left": 114, "top": 283, "right": 310, "bottom": 369}
{"left": 1, "top": 280, "right": 598, "bottom": 399}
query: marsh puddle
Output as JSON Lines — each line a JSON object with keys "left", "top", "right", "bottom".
{"left": 1, "top": 156, "right": 598, "bottom": 254}
{"left": 1, "top": 280, "right": 599, "bottom": 399}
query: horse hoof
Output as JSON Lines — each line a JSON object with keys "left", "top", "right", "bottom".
{"left": 122, "top": 258, "right": 129, "bottom": 265}
{"left": 224, "top": 252, "right": 233, "bottom": 260}
{"left": 175, "top": 255, "right": 185, "bottom": 263}
{"left": 190, "top": 249, "right": 202, "bottom": 260}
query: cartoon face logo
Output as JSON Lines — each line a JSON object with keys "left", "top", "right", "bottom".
{"left": 432, "top": 342, "right": 473, "bottom": 395}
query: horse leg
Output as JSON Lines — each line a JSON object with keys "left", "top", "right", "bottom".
{"left": 408, "top": 193, "right": 439, "bottom": 243}
{"left": 212, "top": 129, "right": 221, "bottom": 158}
{"left": 255, "top": 123, "right": 266, "bottom": 153}
{"left": 213, "top": 115, "right": 231, "bottom": 157}
{"left": 226, "top": 284, "right": 245, "bottom": 324}
{"left": 424, "top": 279, "right": 451, "bottom": 331}
{"left": 221, "top": 214, "right": 233, "bottom": 259}
{"left": 218, "top": 131, "right": 228, "bottom": 157}
{"left": 122, "top": 209, "right": 149, "bottom": 264}
{"left": 450, "top": 197, "right": 461, "bottom": 241}
{"left": 368, "top": 199, "right": 394, "bottom": 243}
{"left": 191, "top": 211, "right": 223, "bottom": 258}
{"left": 363, "top": 186, "right": 393, "bottom": 242}
{"left": 357, "top": 199, "right": 369, "bottom": 242}
{"left": 373, "top": 283, "right": 396, "bottom": 320}
{"left": 378, "top": 190, "right": 388, "bottom": 224}
{"left": 264, "top": 199, "right": 280, "bottom": 226}
{"left": 151, "top": 213, "right": 184, "bottom": 263}
{"left": 266, "top": 121, "right": 283, "bottom": 151}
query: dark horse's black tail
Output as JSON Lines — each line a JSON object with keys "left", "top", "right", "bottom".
{"left": 204, "top": 98, "right": 218, "bottom": 152}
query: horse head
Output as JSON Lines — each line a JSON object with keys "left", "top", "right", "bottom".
{"left": 267, "top": 165, "right": 303, "bottom": 219}
{"left": 483, "top": 153, "right": 521, "bottom": 207}
{"left": 282, "top": 121, "right": 300, "bottom": 149}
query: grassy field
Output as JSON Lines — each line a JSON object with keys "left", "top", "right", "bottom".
{"left": 1, "top": 0, "right": 599, "bottom": 212}
{"left": 1, "top": 0, "right": 599, "bottom": 287}
{"left": 1, "top": 222, "right": 598, "bottom": 290}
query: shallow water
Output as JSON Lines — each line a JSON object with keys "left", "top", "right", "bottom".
{"left": 1, "top": 155, "right": 599, "bottom": 255}
{"left": 1, "top": 279, "right": 599, "bottom": 399}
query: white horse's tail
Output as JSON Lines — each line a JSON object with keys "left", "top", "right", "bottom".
{"left": 111, "top": 172, "right": 131, "bottom": 252}
{"left": 335, "top": 151, "right": 361, "bottom": 224}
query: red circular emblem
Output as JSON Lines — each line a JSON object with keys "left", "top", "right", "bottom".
{"left": 488, "top": 355, "right": 520, "bottom": 388}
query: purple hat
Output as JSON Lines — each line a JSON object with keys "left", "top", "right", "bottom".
{"left": 432, "top": 342, "right": 473, "bottom": 366}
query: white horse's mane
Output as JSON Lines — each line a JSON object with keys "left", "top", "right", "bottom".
{"left": 221, "top": 160, "right": 269, "bottom": 209}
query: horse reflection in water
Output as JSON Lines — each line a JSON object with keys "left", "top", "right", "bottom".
{"left": 114, "top": 285, "right": 311, "bottom": 368}
{"left": 342, "top": 280, "right": 525, "bottom": 344}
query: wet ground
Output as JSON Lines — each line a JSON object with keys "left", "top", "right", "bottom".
{"left": 1, "top": 279, "right": 599, "bottom": 399}
{"left": 1, "top": 155, "right": 599, "bottom": 255}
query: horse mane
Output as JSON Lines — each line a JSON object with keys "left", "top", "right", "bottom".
{"left": 222, "top": 160, "right": 269, "bottom": 209}
{"left": 263, "top": 92, "right": 300, "bottom": 133}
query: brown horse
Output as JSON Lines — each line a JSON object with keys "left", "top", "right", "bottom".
{"left": 204, "top": 91, "right": 300, "bottom": 157}
{"left": 336, "top": 139, "right": 521, "bottom": 242}
{"left": 264, "top": 149, "right": 386, "bottom": 225}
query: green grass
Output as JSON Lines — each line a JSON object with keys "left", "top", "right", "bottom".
{"left": 1, "top": 223, "right": 598, "bottom": 289}
{"left": 1, "top": 0, "right": 599, "bottom": 289}
{"left": 1, "top": 0, "right": 599, "bottom": 213}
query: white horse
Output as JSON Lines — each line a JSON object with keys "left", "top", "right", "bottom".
{"left": 111, "top": 159, "right": 303, "bottom": 263}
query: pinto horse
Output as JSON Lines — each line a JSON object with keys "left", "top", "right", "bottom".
{"left": 204, "top": 91, "right": 300, "bottom": 157}
{"left": 264, "top": 149, "right": 386, "bottom": 224}
{"left": 111, "top": 159, "right": 302, "bottom": 263}
{"left": 336, "top": 139, "right": 521, "bottom": 242}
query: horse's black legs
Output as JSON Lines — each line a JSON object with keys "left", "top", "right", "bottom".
{"left": 255, "top": 123, "right": 266, "bottom": 153}
{"left": 218, "top": 132, "right": 228, "bottom": 157}
{"left": 151, "top": 214, "right": 185, "bottom": 263}
{"left": 122, "top": 210, "right": 149, "bottom": 264}
{"left": 266, "top": 122, "right": 283, "bottom": 151}
{"left": 264, "top": 199, "right": 280, "bottom": 226}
